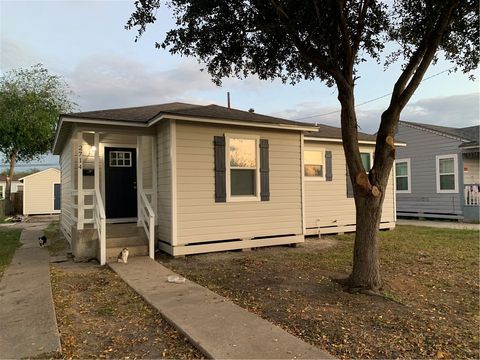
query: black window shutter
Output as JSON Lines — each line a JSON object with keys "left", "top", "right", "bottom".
{"left": 259, "top": 139, "right": 270, "bottom": 201}
{"left": 325, "top": 151, "right": 333, "bottom": 181}
{"left": 214, "top": 136, "right": 226, "bottom": 202}
{"left": 346, "top": 167, "right": 354, "bottom": 198}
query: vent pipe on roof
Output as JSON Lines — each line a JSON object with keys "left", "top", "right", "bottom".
{"left": 227, "top": 92, "right": 231, "bottom": 108}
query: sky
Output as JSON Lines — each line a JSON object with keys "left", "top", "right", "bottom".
{"left": 0, "top": 0, "right": 479, "bottom": 170}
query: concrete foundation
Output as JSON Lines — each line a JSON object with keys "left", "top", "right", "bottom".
{"left": 71, "top": 226, "right": 99, "bottom": 261}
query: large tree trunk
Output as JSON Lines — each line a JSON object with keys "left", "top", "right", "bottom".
{"left": 349, "top": 190, "right": 386, "bottom": 291}
{"left": 4, "top": 152, "right": 16, "bottom": 216}
{"left": 338, "top": 83, "right": 392, "bottom": 292}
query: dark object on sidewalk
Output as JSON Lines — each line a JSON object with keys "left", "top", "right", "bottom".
{"left": 38, "top": 235, "right": 47, "bottom": 247}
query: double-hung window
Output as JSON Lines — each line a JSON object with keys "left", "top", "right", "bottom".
{"left": 304, "top": 149, "right": 325, "bottom": 180}
{"left": 395, "top": 158, "right": 411, "bottom": 193}
{"left": 226, "top": 135, "right": 259, "bottom": 201}
{"left": 436, "top": 154, "right": 458, "bottom": 193}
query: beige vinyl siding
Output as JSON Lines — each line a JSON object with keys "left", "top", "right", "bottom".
{"left": 304, "top": 142, "right": 395, "bottom": 230}
{"left": 156, "top": 121, "right": 172, "bottom": 242}
{"left": 175, "top": 121, "right": 303, "bottom": 245}
{"left": 60, "top": 139, "right": 73, "bottom": 242}
{"left": 22, "top": 168, "right": 61, "bottom": 215}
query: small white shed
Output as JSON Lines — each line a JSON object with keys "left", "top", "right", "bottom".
{"left": 20, "top": 168, "right": 61, "bottom": 215}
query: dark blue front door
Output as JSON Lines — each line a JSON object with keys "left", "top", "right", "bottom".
{"left": 104, "top": 147, "right": 137, "bottom": 219}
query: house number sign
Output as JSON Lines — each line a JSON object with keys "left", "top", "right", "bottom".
{"left": 77, "top": 144, "right": 83, "bottom": 170}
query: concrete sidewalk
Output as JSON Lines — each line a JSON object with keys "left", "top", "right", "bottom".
{"left": 0, "top": 223, "right": 62, "bottom": 358}
{"left": 110, "top": 257, "right": 333, "bottom": 359}
{"left": 397, "top": 219, "right": 480, "bottom": 230}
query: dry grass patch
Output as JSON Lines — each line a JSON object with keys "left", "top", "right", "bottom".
{"left": 51, "top": 262, "right": 203, "bottom": 359}
{"left": 159, "top": 225, "right": 479, "bottom": 359}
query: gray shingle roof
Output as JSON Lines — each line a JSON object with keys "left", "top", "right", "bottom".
{"left": 401, "top": 121, "right": 480, "bottom": 143}
{"left": 305, "top": 123, "right": 377, "bottom": 142}
{"left": 64, "top": 102, "right": 315, "bottom": 128}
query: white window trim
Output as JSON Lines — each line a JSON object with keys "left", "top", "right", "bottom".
{"left": 225, "top": 133, "right": 261, "bottom": 202}
{"left": 436, "top": 154, "right": 458, "bottom": 193}
{"left": 304, "top": 147, "right": 326, "bottom": 181}
{"left": 395, "top": 158, "right": 411, "bottom": 194}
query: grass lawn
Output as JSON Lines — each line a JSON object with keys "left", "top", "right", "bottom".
{"left": 0, "top": 227, "right": 22, "bottom": 279}
{"left": 43, "top": 222, "right": 67, "bottom": 256}
{"left": 159, "top": 225, "right": 479, "bottom": 359}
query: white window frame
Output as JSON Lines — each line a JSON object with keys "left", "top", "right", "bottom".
{"left": 304, "top": 147, "right": 326, "bottom": 181}
{"left": 436, "top": 154, "right": 458, "bottom": 193}
{"left": 225, "top": 133, "right": 260, "bottom": 202}
{"left": 395, "top": 158, "right": 411, "bottom": 194}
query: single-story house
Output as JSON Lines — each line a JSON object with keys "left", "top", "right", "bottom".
{"left": 395, "top": 121, "right": 479, "bottom": 221}
{"left": 0, "top": 175, "right": 23, "bottom": 199}
{"left": 304, "top": 126, "right": 398, "bottom": 235}
{"left": 52, "top": 102, "right": 398, "bottom": 265}
{"left": 20, "top": 168, "right": 61, "bottom": 215}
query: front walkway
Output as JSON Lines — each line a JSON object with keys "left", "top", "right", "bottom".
{"left": 110, "top": 257, "right": 334, "bottom": 359}
{"left": 0, "top": 223, "right": 62, "bottom": 358}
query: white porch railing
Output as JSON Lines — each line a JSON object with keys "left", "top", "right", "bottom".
{"left": 94, "top": 189, "right": 107, "bottom": 265}
{"left": 139, "top": 189, "right": 155, "bottom": 259}
{"left": 464, "top": 184, "right": 480, "bottom": 206}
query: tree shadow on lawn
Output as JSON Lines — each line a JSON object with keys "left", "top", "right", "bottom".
{"left": 158, "top": 226, "right": 479, "bottom": 359}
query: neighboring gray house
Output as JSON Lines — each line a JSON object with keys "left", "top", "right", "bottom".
{"left": 395, "top": 121, "right": 479, "bottom": 221}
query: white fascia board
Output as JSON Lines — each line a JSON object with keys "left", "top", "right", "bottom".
{"left": 61, "top": 116, "right": 148, "bottom": 128}
{"left": 149, "top": 114, "right": 319, "bottom": 132}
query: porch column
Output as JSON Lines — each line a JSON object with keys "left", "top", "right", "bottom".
{"left": 77, "top": 131, "right": 84, "bottom": 230}
{"left": 137, "top": 136, "right": 143, "bottom": 226}
{"left": 151, "top": 135, "right": 158, "bottom": 225}
{"left": 94, "top": 133, "right": 100, "bottom": 193}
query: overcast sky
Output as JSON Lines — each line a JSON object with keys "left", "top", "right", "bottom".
{"left": 1, "top": 1, "right": 478, "bottom": 169}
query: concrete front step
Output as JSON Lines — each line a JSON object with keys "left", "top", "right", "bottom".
{"left": 107, "top": 236, "right": 147, "bottom": 248}
{"left": 106, "top": 245, "right": 148, "bottom": 261}
{"left": 107, "top": 223, "right": 144, "bottom": 238}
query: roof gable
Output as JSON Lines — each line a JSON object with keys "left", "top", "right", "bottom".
{"left": 400, "top": 121, "right": 479, "bottom": 142}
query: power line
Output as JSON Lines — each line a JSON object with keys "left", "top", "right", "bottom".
{"left": 294, "top": 67, "right": 456, "bottom": 121}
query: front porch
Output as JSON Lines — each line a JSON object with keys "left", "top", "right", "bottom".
{"left": 462, "top": 148, "right": 479, "bottom": 222}
{"left": 69, "top": 129, "right": 157, "bottom": 265}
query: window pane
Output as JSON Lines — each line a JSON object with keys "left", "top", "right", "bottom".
{"left": 396, "top": 162, "right": 408, "bottom": 176}
{"left": 396, "top": 177, "right": 408, "bottom": 191}
{"left": 304, "top": 150, "right": 323, "bottom": 165}
{"left": 305, "top": 164, "right": 323, "bottom": 177}
{"left": 440, "top": 174, "right": 455, "bottom": 190}
{"left": 230, "top": 138, "right": 256, "bottom": 167}
{"left": 231, "top": 169, "right": 255, "bottom": 196}
{"left": 361, "top": 153, "right": 371, "bottom": 170}
{"left": 439, "top": 158, "right": 454, "bottom": 174}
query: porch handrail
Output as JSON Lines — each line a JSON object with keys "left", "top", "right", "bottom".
{"left": 139, "top": 190, "right": 155, "bottom": 259}
{"left": 94, "top": 189, "right": 107, "bottom": 265}
{"left": 464, "top": 183, "right": 479, "bottom": 206}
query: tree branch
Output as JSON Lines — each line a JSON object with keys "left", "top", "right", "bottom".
{"left": 352, "top": 0, "right": 370, "bottom": 54}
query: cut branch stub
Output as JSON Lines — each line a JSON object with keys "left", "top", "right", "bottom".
{"left": 371, "top": 185, "right": 381, "bottom": 197}
{"left": 386, "top": 135, "right": 395, "bottom": 148}
{"left": 356, "top": 172, "right": 371, "bottom": 191}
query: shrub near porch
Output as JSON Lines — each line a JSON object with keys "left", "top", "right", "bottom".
{"left": 159, "top": 226, "right": 479, "bottom": 359}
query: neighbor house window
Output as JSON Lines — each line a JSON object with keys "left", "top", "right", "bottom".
{"left": 226, "top": 135, "right": 259, "bottom": 200}
{"left": 361, "top": 152, "right": 372, "bottom": 172}
{"left": 304, "top": 149, "right": 325, "bottom": 179}
{"left": 395, "top": 158, "right": 411, "bottom": 193}
{"left": 110, "top": 151, "right": 132, "bottom": 167}
{"left": 0, "top": 185, "right": 3, "bottom": 199}
{"left": 436, "top": 154, "right": 458, "bottom": 193}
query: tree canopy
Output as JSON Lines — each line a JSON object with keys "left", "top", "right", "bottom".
{"left": 0, "top": 64, "right": 74, "bottom": 163}
{"left": 127, "top": 0, "right": 478, "bottom": 291}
